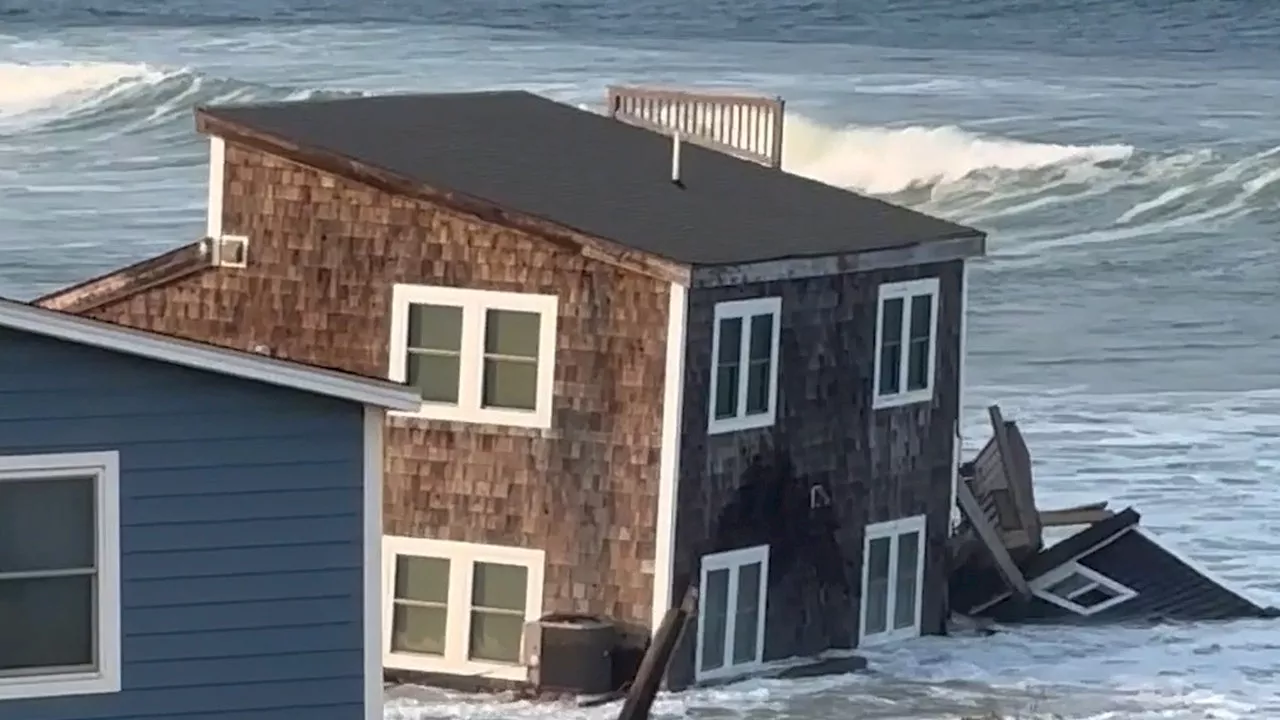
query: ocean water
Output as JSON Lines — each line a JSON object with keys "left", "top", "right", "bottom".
{"left": 3, "top": 1, "right": 1279, "bottom": 718}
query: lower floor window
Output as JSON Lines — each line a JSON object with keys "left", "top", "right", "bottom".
{"left": 0, "top": 451, "right": 120, "bottom": 700}
{"left": 383, "top": 536, "right": 544, "bottom": 680}
{"left": 861, "top": 515, "right": 926, "bottom": 647}
{"left": 696, "top": 544, "right": 769, "bottom": 682}
{"left": 1032, "top": 563, "right": 1136, "bottom": 615}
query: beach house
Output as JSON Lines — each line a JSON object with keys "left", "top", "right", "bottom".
{"left": 34, "top": 88, "right": 985, "bottom": 690}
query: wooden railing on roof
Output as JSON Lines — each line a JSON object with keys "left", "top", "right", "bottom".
{"left": 606, "top": 85, "right": 786, "bottom": 168}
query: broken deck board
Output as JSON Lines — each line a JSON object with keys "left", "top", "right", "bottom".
{"left": 956, "top": 480, "right": 1032, "bottom": 601}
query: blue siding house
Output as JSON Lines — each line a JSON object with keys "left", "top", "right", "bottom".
{"left": 0, "top": 299, "right": 420, "bottom": 720}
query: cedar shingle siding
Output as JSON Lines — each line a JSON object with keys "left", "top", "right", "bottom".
{"left": 663, "top": 261, "right": 962, "bottom": 688}
{"left": 83, "top": 143, "right": 669, "bottom": 641}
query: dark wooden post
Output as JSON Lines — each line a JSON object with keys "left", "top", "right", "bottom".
{"left": 614, "top": 584, "right": 698, "bottom": 720}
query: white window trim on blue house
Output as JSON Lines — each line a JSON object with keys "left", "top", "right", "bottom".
{"left": 0, "top": 451, "right": 121, "bottom": 701}
{"left": 387, "top": 284, "right": 560, "bottom": 429}
{"left": 381, "top": 535, "right": 546, "bottom": 682}
{"left": 362, "top": 408, "right": 386, "bottom": 720}
{"left": 872, "top": 278, "right": 940, "bottom": 410}
{"left": 707, "top": 296, "right": 782, "bottom": 435}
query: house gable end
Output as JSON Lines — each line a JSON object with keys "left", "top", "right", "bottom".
{"left": 195, "top": 110, "right": 691, "bottom": 286}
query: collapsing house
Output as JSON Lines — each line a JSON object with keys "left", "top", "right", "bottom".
{"left": 949, "top": 406, "right": 1280, "bottom": 624}
{"left": 33, "top": 85, "right": 987, "bottom": 693}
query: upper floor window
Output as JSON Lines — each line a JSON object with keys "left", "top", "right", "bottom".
{"left": 707, "top": 297, "right": 782, "bottom": 435}
{"left": 873, "top": 278, "right": 939, "bottom": 409}
{"left": 388, "top": 284, "right": 558, "bottom": 428}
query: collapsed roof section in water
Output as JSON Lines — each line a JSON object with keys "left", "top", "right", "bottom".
{"left": 949, "top": 405, "right": 1279, "bottom": 624}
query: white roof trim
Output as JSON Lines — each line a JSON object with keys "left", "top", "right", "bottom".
{"left": 0, "top": 300, "right": 421, "bottom": 411}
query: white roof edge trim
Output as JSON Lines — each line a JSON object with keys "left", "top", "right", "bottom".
{"left": 0, "top": 301, "right": 421, "bottom": 412}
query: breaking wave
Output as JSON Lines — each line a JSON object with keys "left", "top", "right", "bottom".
{"left": 780, "top": 115, "right": 1135, "bottom": 195}
{"left": 0, "top": 60, "right": 362, "bottom": 138}
{"left": 774, "top": 113, "right": 1280, "bottom": 248}
{"left": 6, "top": 61, "right": 1277, "bottom": 256}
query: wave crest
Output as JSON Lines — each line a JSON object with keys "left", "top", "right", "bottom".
{"left": 0, "top": 61, "right": 163, "bottom": 127}
{"left": 780, "top": 115, "right": 1135, "bottom": 195}
{"left": 0, "top": 60, "right": 362, "bottom": 137}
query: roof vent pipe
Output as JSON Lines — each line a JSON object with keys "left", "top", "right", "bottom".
{"left": 671, "top": 132, "right": 682, "bottom": 185}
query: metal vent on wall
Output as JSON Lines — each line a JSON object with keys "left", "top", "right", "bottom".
{"left": 211, "top": 235, "right": 249, "bottom": 268}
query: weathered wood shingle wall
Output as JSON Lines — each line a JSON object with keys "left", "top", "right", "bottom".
{"left": 665, "top": 260, "right": 963, "bottom": 688}
{"left": 82, "top": 142, "right": 670, "bottom": 639}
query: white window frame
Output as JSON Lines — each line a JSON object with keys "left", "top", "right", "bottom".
{"left": 872, "top": 278, "right": 940, "bottom": 410}
{"left": 694, "top": 544, "right": 770, "bottom": 683}
{"left": 0, "top": 451, "right": 121, "bottom": 701}
{"left": 387, "top": 284, "right": 559, "bottom": 429}
{"left": 381, "top": 535, "right": 545, "bottom": 682}
{"left": 707, "top": 297, "right": 782, "bottom": 435}
{"left": 859, "top": 514, "right": 926, "bottom": 648}
{"left": 1031, "top": 562, "right": 1136, "bottom": 616}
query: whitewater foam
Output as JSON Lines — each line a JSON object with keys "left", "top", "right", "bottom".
{"left": 779, "top": 115, "right": 1136, "bottom": 195}
{"left": 0, "top": 61, "right": 165, "bottom": 127}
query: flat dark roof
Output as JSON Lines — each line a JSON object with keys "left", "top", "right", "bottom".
{"left": 202, "top": 91, "right": 983, "bottom": 266}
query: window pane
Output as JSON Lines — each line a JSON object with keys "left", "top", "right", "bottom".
{"left": 881, "top": 297, "right": 904, "bottom": 344}
{"left": 906, "top": 338, "right": 931, "bottom": 391}
{"left": 893, "top": 531, "right": 920, "bottom": 630}
{"left": 744, "top": 361, "right": 770, "bottom": 415}
{"left": 908, "top": 294, "right": 933, "bottom": 340}
{"left": 864, "top": 537, "right": 891, "bottom": 635}
{"left": 0, "top": 575, "right": 94, "bottom": 672}
{"left": 407, "top": 304, "right": 463, "bottom": 352}
{"left": 748, "top": 313, "right": 773, "bottom": 361}
{"left": 484, "top": 310, "right": 541, "bottom": 359}
{"left": 731, "top": 562, "right": 762, "bottom": 664}
{"left": 717, "top": 317, "right": 742, "bottom": 365}
{"left": 714, "top": 365, "right": 740, "bottom": 419}
{"left": 1073, "top": 586, "right": 1119, "bottom": 608}
{"left": 394, "top": 556, "right": 449, "bottom": 604}
{"left": 905, "top": 293, "right": 934, "bottom": 391}
{"left": 0, "top": 477, "right": 95, "bottom": 573}
{"left": 743, "top": 313, "right": 774, "bottom": 415}
{"left": 481, "top": 359, "right": 538, "bottom": 410}
{"left": 468, "top": 610, "right": 524, "bottom": 663}
{"left": 878, "top": 298, "right": 904, "bottom": 396}
{"left": 406, "top": 352, "right": 460, "bottom": 404}
{"left": 472, "top": 563, "right": 528, "bottom": 612}
{"left": 1045, "top": 573, "right": 1093, "bottom": 599}
{"left": 700, "top": 568, "right": 729, "bottom": 671}
{"left": 878, "top": 342, "right": 902, "bottom": 396}
{"left": 391, "top": 604, "right": 447, "bottom": 656}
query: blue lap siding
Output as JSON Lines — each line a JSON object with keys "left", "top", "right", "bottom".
{"left": 0, "top": 328, "right": 366, "bottom": 720}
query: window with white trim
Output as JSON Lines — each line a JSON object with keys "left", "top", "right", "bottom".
{"left": 860, "top": 515, "right": 926, "bottom": 647}
{"left": 0, "top": 451, "right": 120, "bottom": 701}
{"left": 388, "top": 285, "right": 559, "bottom": 429}
{"left": 1031, "top": 563, "right": 1136, "bottom": 616}
{"left": 695, "top": 544, "right": 769, "bottom": 682}
{"left": 707, "top": 297, "right": 782, "bottom": 434}
{"left": 873, "top": 278, "right": 940, "bottom": 409}
{"left": 382, "top": 536, "right": 544, "bottom": 682}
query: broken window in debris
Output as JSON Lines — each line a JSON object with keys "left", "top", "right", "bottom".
{"left": 1035, "top": 564, "right": 1134, "bottom": 615}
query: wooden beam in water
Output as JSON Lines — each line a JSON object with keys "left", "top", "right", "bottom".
{"left": 1038, "top": 505, "right": 1115, "bottom": 527}
{"left": 614, "top": 584, "right": 698, "bottom": 720}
